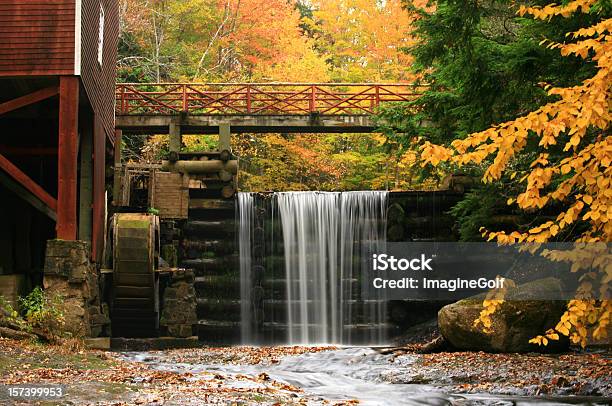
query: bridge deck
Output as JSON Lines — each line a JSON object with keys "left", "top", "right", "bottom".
{"left": 116, "top": 114, "right": 375, "bottom": 134}
{"left": 115, "top": 83, "right": 423, "bottom": 134}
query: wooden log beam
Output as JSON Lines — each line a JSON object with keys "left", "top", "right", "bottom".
{"left": 221, "top": 185, "right": 235, "bottom": 199}
{"left": 0, "top": 86, "right": 59, "bottom": 116}
{"left": 161, "top": 159, "right": 238, "bottom": 174}
{"left": 0, "top": 152, "right": 58, "bottom": 214}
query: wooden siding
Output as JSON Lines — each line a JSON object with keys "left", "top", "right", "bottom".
{"left": 0, "top": 0, "right": 119, "bottom": 136}
{"left": 80, "top": 0, "right": 119, "bottom": 262}
{"left": 0, "top": 0, "right": 75, "bottom": 76}
{"left": 152, "top": 172, "right": 189, "bottom": 219}
{"left": 80, "top": 0, "right": 119, "bottom": 141}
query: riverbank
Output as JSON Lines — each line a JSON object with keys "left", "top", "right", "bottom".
{"left": 0, "top": 339, "right": 330, "bottom": 405}
{"left": 0, "top": 338, "right": 610, "bottom": 405}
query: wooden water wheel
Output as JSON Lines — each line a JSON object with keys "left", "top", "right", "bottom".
{"left": 110, "top": 213, "right": 160, "bottom": 337}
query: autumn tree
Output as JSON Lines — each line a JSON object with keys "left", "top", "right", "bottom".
{"left": 118, "top": 0, "right": 223, "bottom": 81}
{"left": 119, "top": 0, "right": 421, "bottom": 191}
{"left": 117, "top": 0, "right": 329, "bottom": 82}
{"left": 233, "top": 133, "right": 404, "bottom": 191}
{"left": 379, "top": 0, "right": 605, "bottom": 237}
{"left": 305, "top": 0, "right": 416, "bottom": 81}
{"left": 414, "top": 0, "right": 610, "bottom": 346}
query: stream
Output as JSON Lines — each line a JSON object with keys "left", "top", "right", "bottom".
{"left": 121, "top": 347, "right": 611, "bottom": 405}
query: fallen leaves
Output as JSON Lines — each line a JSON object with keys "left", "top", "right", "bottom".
{"left": 406, "top": 350, "right": 612, "bottom": 396}
{"left": 0, "top": 339, "right": 338, "bottom": 405}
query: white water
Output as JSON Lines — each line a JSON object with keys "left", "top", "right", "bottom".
{"left": 238, "top": 191, "right": 388, "bottom": 345}
{"left": 123, "top": 348, "right": 609, "bottom": 406}
{"left": 237, "top": 193, "right": 254, "bottom": 343}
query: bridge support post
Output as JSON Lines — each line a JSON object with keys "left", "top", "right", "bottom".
{"left": 219, "top": 123, "right": 231, "bottom": 152}
{"left": 169, "top": 122, "right": 181, "bottom": 161}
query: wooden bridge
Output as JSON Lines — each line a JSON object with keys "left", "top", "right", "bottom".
{"left": 115, "top": 83, "right": 423, "bottom": 134}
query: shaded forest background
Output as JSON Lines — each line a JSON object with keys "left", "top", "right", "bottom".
{"left": 117, "top": 0, "right": 425, "bottom": 191}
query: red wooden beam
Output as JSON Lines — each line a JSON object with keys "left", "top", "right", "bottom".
{"left": 0, "top": 86, "right": 59, "bottom": 115}
{"left": 57, "top": 76, "right": 79, "bottom": 240}
{"left": 0, "top": 152, "right": 57, "bottom": 212}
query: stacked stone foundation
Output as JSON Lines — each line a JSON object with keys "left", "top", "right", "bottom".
{"left": 43, "top": 240, "right": 110, "bottom": 338}
{"left": 160, "top": 269, "right": 197, "bottom": 338}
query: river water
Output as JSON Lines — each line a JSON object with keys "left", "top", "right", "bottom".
{"left": 123, "top": 347, "right": 610, "bottom": 405}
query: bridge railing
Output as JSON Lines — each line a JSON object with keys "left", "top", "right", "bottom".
{"left": 115, "top": 83, "right": 424, "bottom": 116}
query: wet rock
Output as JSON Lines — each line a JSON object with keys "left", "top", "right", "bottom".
{"left": 84, "top": 337, "right": 111, "bottom": 350}
{"left": 160, "top": 269, "right": 197, "bottom": 338}
{"left": 43, "top": 240, "right": 110, "bottom": 338}
{"left": 438, "top": 277, "right": 568, "bottom": 353}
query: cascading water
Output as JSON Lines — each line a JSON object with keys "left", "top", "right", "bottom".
{"left": 237, "top": 193, "right": 254, "bottom": 343}
{"left": 277, "top": 192, "right": 340, "bottom": 344}
{"left": 338, "top": 192, "right": 388, "bottom": 345}
{"left": 238, "top": 191, "right": 388, "bottom": 345}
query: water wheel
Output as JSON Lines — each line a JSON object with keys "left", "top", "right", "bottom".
{"left": 110, "top": 213, "right": 160, "bottom": 337}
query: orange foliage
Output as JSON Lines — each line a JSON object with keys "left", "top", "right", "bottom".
{"left": 421, "top": 0, "right": 611, "bottom": 347}
{"left": 308, "top": 0, "right": 417, "bottom": 81}
{"left": 216, "top": 0, "right": 328, "bottom": 81}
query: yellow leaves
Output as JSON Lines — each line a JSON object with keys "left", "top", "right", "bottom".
{"left": 530, "top": 329, "right": 560, "bottom": 346}
{"left": 561, "top": 163, "right": 573, "bottom": 174}
{"left": 474, "top": 280, "right": 512, "bottom": 334}
{"left": 546, "top": 331, "right": 560, "bottom": 341}
{"left": 570, "top": 19, "right": 612, "bottom": 39}
{"left": 550, "top": 299, "right": 610, "bottom": 348}
{"left": 530, "top": 153, "right": 549, "bottom": 168}
{"left": 570, "top": 134, "right": 581, "bottom": 147}
{"left": 310, "top": 0, "right": 417, "bottom": 82}
{"left": 413, "top": 5, "right": 611, "bottom": 346}
{"left": 529, "top": 335, "right": 548, "bottom": 346}
{"left": 420, "top": 142, "right": 453, "bottom": 167}
{"left": 556, "top": 322, "right": 571, "bottom": 336}
{"left": 474, "top": 298, "right": 504, "bottom": 334}
{"left": 593, "top": 304, "right": 611, "bottom": 340}
{"left": 550, "top": 224, "right": 560, "bottom": 236}
{"left": 518, "top": 0, "right": 599, "bottom": 20}
{"left": 597, "top": 176, "right": 609, "bottom": 190}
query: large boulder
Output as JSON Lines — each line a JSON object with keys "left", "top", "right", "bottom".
{"left": 438, "top": 277, "right": 568, "bottom": 353}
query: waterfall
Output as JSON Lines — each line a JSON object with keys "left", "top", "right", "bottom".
{"left": 237, "top": 193, "right": 254, "bottom": 343}
{"left": 277, "top": 192, "right": 340, "bottom": 344}
{"left": 339, "top": 192, "right": 388, "bottom": 345}
{"left": 238, "top": 191, "right": 389, "bottom": 345}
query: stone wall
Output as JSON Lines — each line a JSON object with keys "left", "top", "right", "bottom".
{"left": 159, "top": 269, "right": 197, "bottom": 338}
{"left": 44, "top": 240, "right": 110, "bottom": 338}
